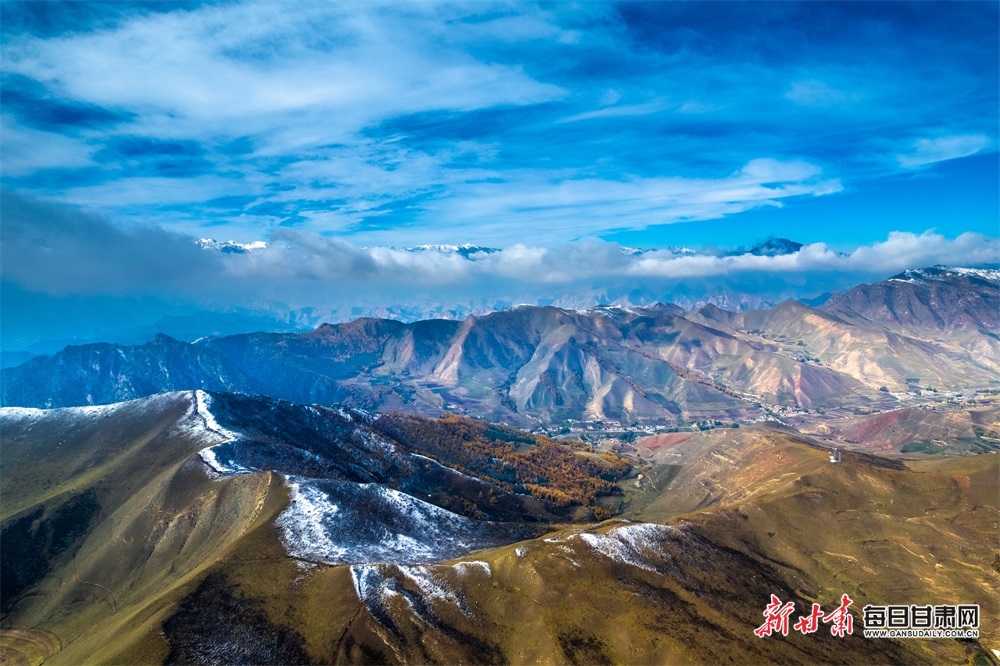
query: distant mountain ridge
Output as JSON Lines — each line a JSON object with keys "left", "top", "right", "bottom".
{"left": 195, "top": 237, "right": 802, "bottom": 259}
{"left": 196, "top": 238, "right": 267, "bottom": 253}
{"left": 725, "top": 236, "right": 804, "bottom": 257}
{"left": 3, "top": 237, "right": 877, "bottom": 356}
{"left": 822, "top": 265, "right": 1000, "bottom": 330}
{"left": 4, "top": 267, "right": 997, "bottom": 423}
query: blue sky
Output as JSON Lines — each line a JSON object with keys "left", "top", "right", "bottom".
{"left": 2, "top": 0, "right": 996, "bottom": 247}
{"left": 1, "top": 1, "right": 998, "bottom": 345}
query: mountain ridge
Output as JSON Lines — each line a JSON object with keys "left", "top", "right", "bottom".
{"left": 2, "top": 267, "right": 997, "bottom": 426}
{"left": 2, "top": 390, "right": 995, "bottom": 664}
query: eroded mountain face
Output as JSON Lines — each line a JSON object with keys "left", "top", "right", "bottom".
{"left": 3, "top": 268, "right": 998, "bottom": 425}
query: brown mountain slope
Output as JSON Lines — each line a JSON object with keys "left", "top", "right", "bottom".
{"left": 821, "top": 267, "right": 1000, "bottom": 331}
{"left": 690, "top": 299, "right": 1000, "bottom": 392}
{"left": 0, "top": 394, "right": 288, "bottom": 665}
{"left": 0, "top": 390, "right": 632, "bottom": 663}
{"left": 2, "top": 303, "right": 908, "bottom": 419}
{"left": 633, "top": 426, "right": 999, "bottom": 657}
{"left": 795, "top": 403, "right": 1000, "bottom": 454}
{"left": 4, "top": 397, "right": 996, "bottom": 665}
{"left": 105, "top": 428, "right": 997, "bottom": 665}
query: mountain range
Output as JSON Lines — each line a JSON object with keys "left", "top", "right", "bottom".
{"left": 9, "top": 238, "right": 952, "bottom": 358}
{"left": 3, "top": 267, "right": 998, "bottom": 428}
{"left": 1, "top": 390, "right": 995, "bottom": 664}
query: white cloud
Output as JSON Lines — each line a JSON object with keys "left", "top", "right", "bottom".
{"left": 2, "top": 2, "right": 564, "bottom": 139}
{"left": 558, "top": 99, "right": 670, "bottom": 123}
{"left": 897, "top": 134, "right": 991, "bottom": 168}
{"left": 216, "top": 228, "right": 998, "bottom": 287}
{"left": 599, "top": 89, "right": 622, "bottom": 106}
{"left": 4, "top": 193, "right": 996, "bottom": 308}
{"left": 0, "top": 118, "right": 95, "bottom": 177}
{"left": 845, "top": 230, "right": 999, "bottom": 270}
{"left": 349, "top": 158, "right": 842, "bottom": 246}
{"left": 1, "top": 0, "right": 994, "bottom": 256}
{"left": 627, "top": 231, "right": 999, "bottom": 279}
{"left": 60, "top": 175, "right": 253, "bottom": 208}
{"left": 785, "top": 79, "right": 861, "bottom": 107}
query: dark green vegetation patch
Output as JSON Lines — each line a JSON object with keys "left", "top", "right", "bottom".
{"left": 1, "top": 490, "right": 100, "bottom": 613}
{"left": 163, "top": 573, "right": 312, "bottom": 666}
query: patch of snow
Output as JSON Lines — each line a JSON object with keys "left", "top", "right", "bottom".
{"left": 555, "top": 553, "right": 580, "bottom": 567}
{"left": 194, "top": 390, "right": 240, "bottom": 440}
{"left": 197, "top": 238, "right": 267, "bottom": 253}
{"left": 946, "top": 266, "right": 1000, "bottom": 282}
{"left": 351, "top": 562, "right": 476, "bottom": 619}
{"left": 409, "top": 453, "right": 504, "bottom": 489}
{"left": 543, "top": 530, "right": 581, "bottom": 543}
{"left": 350, "top": 564, "right": 444, "bottom": 625}
{"left": 552, "top": 545, "right": 581, "bottom": 567}
{"left": 349, "top": 406, "right": 378, "bottom": 421}
{"left": 0, "top": 402, "right": 121, "bottom": 423}
{"left": 277, "top": 478, "right": 350, "bottom": 563}
{"left": 575, "top": 522, "right": 677, "bottom": 573}
{"left": 453, "top": 560, "right": 491, "bottom": 577}
{"left": 890, "top": 266, "right": 1000, "bottom": 285}
{"left": 0, "top": 406, "right": 51, "bottom": 423}
{"left": 350, "top": 564, "right": 383, "bottom": 602}
{"left": 276, "top": 477, "right": 511, "bottom": 566}
{"left": 198, "top": 444, "right": 255, "bottom": 476}
{"left": 397, "top": 565, "right": 463, "bottom": 608}
{"left": 359, "top": 430, "right": 396, "bottom": 457}
{"left": 187, "top": 390, "right": 248, "bottom": 475}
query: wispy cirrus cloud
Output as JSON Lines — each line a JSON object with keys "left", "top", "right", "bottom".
{"left": 0, "top": 1, "right": 994, "bottom": 249}
{"left": 784, "top": 79, "right": 862, "bottom": 108}
{"left": 897, "top": 134, "right": 992, "bottom": 169}
{"left": 557, "top": 99, "right": 671, "bottom": 123}
{"left": 382, "top": 158, "right": 842, "bottom": 247}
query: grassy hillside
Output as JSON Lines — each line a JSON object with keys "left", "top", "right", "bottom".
{"left": 2, "top": 398, "right": 996, "bottom": 665}
{"left": 0, "top": 394, "right": 289, "bottom": 664}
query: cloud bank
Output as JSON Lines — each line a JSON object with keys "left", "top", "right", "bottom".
{"left": 3, "top": 193, "right": 996, "bottom": 303}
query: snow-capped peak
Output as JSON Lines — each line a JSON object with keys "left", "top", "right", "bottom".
{"left": 197, "top": 238, "right": 267, "bottom": 253}
{"left": 889, "top": 265, "right": 1000, "bottom": 284}
{"left": 404, "top": 244, "right": 500, "bottom": 258}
